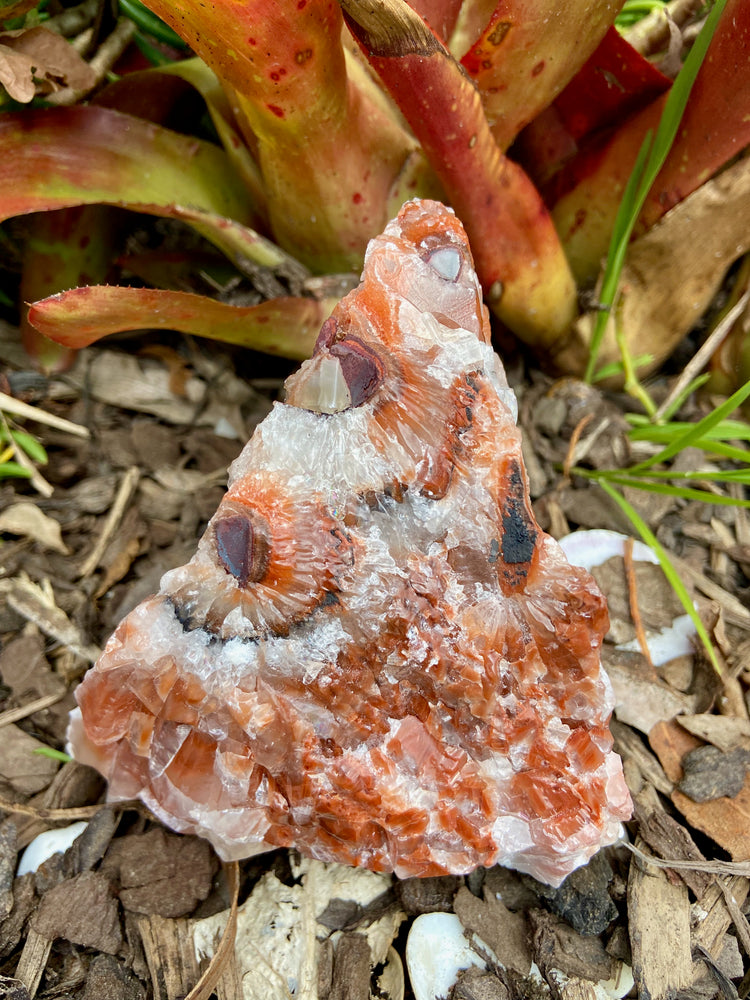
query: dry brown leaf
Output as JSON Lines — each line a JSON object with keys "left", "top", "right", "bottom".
{"left": 650, "top": 720, "right": 750, "bottom": 861}
{"left": 0, "top": 0, "right": 42, "bottom": 23}
{"left": 0, "top": 26, "right": 96, "bottom": 102}
{"left": 0, "top": 502, "right": 68, "bottom": 554}
{"left": 557, "top": 155, "right": 750, "bottom": 378}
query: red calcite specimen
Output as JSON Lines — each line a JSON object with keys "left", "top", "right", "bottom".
{"left": 69, "top": 200, "right": 631, "bottom": 885}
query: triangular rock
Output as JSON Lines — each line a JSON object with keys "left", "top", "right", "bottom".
{"left": 69, "top": 200, "right": 631, "bottom": 885}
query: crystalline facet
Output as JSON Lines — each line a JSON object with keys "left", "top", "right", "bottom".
{"left": 69, "top": 199, "right": 631, "bottom": 886}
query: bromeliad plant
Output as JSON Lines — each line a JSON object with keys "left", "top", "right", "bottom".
{"left": 1, "top": 0, "right": 749, "bottom": 376}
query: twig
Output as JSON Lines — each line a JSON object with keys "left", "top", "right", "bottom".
{"left": 718, "top": 880, "right": 750, "bottom": 958}
{"left": 0, "top": 795, "right": 103, "bottom": 821}
{"left": 186, "top": 862, "right": 241, "bottom": 1000}
{"left": 626, "top": 841, "right": 750, "bottom": 877}
{"left": 561, "top": 413, "right": 594, "bottom": 479}
{"left": 47, "top": 19, "right": 137, "bottom": 106}
{"left": 624, "top": 536, "right": 658, "bottom": 677}
{"left": 78, "top": 465, "right": 141, "bottom": 579}
{"left": 0, "top": 390, "right": 89, "bottom": 438}
{"left": 653, "top": 290, "right": 750, "bottom": 422}
{"left": 0, "top": 691, "right": 67, "bottom": 729}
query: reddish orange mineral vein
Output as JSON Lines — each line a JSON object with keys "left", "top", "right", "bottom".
{"left": 69, "top": 199, "right": 631, "bottom": 885}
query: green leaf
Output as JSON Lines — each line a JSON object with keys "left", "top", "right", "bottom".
{"left": 10, "top": 429, "right": 47, "bottom": 465}
{"left": 597, "top": 479, "right": 721, "bottom": 673}
{"left": 32, "top": 746, "right": 72, "bottom": 762}
{"left": 0, "top": 462, "right": 33, "bottom": 479}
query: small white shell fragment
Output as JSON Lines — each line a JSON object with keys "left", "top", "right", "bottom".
{"left": 17, "top": 821, "right": 88, "bottom": 876}
{"left": 405, "top": 912, "right": 487, "bottom": 1000}
{"left": 557, "top": 529, "right": 658, "bottom": 571}
{"left": 618, "top": 613, "right": 696, "bottom": 665}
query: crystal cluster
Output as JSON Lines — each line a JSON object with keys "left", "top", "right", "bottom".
{"left": 69, "top": 199, "right": 631, "bottom": 886}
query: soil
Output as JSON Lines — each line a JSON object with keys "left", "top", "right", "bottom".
{"left": 1, "top": 319, "right": 749, "bottom": 1000}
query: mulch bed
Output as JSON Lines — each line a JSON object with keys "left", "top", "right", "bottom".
{"left": 1, "top": 320, "right": 749, "bottom": 1000}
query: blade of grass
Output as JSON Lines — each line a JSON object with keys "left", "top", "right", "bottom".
{"left": 629, "top": 378, "right": 750, "bottom": 471}
{"left": 597, "top": 479, "right": 721, "bottom": 673}
{"left": 578, "top": 474, "right": 750, "bottom": 507}
{"left": 586, "top": 0, "right": 729, "bottom": 382}
{"left": 658, "top": 374, "right": 712, "bottom": 423}
{"left": 591, "top": 353, "right": 654, "bottom": 382}
{"left": 628, "top": 417, "right": 750, "bottom": 441}
{"left": 584, "top": 467, "right": 750, "bottom": 484}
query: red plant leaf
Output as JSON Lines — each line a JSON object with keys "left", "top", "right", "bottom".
{"left": 0, "top": 105, "right": 305, "bottom": 278}
{"left": 407, "top": 0, "right": 464, "bottom": 41}
{"left": 553, "top": 0, "right": 750, "bottom": 284}
{"left": 27, "top": 286, "right": 336, "bottom": 359}
{"left": 515, "top": 28, "right": 670, "bottom": 190}
{"left": 20, "top": 205, "right": 120, "bottom": 372}
{"left": 139, "top": 0, "right": 432, "bottom": 272}
{"left": 459, "top": 0, "right": 622, "bottom": 149}
{"left": 340, "top": 0, "right": 577, "bottom": 348}
{"left": 552, "top": 27, "right": 671, "bottom": 142}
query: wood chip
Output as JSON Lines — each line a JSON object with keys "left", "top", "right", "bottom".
{"left": 627, "top": 839, "right": 693, "bottom": 1000}
{"left": 0, "top": 725, "right": 59, "bottom": 796}
{"left": 605, "top": 652, "right": 697, "bottom": 734}
{"left": 454, "top": 885, "right": 531, "bottom": 976}
{"left": 0, "top": 504, "right": 68, "bottom": 554}
{"left": 138, "top": 914, "right": 200, "bottom": 1000}
{"left": 0, "top": 575, "right": 100, "bottom": 663}
{"left": 12, "top": 928, "right": 52, "bottom": 999}
{"left": 31, "top": 870, "right": 122, "bottom": 953}
{"left": 610, "top": 719, "right": 673, "bottom": 796}
{"left": 330, "top": 933, "right": 371, "bottom": 1000}
{"left": 632, "top": 784, "right": 713, "bottom": 898}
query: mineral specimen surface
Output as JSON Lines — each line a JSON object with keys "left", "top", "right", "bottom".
{"left": 69, "top": 199, "right": 631, "bottom": 886}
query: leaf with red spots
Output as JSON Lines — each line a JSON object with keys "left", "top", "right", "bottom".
{"left": 0, "top": 105, "right": 300, "bottom": 278}
{"left": 136, "top": 0, "right": 438, "bottom": 271}
{"left": 27, "top": 286, "right": 336, "bottom": 359}
{"left": 339, "top": 0, "right": 577, "bottom": 350}
{"left": 458, "top": 0, "right": 622, "bottom": 150}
